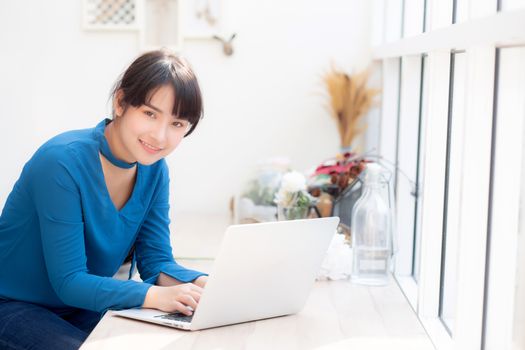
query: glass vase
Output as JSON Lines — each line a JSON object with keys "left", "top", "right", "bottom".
{"left": 351, "top": 163, "right": 392, "bottom": 286}
{"left": 277, "top": 204, "right": 309, "bottom": 221}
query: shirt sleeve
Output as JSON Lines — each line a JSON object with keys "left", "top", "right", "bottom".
{"left": 135, "top": 162, "right": 208, "bottom": 285}
{"left": 30, "top": 147, "right": 152, "bottom": 313}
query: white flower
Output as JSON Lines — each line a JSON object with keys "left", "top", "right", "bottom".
{"left": 274, "top": 188, "right": 293, "bottom": 206}
{"left": 280, "top": 171, "right": 306, "bottom": 193}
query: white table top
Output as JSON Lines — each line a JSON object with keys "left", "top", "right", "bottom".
{"left": 81, "top": 259, "right": 434, "bottom": 350}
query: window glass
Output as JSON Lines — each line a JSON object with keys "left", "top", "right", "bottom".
{"left": 379, "top": 59, "right": 402, "bottom": 184}
{"left": 439, "top": 51, "right": 467, "bottom": 335}
{"left": 384, "top": 0, "right": 404, "bottom": 42}
{"left": 497, "top": 46, "right": 525, "bottom": 350}
{"left": 423, "top": 0, "right": 428, "bottom": 32}
{"left": 412, "top": 54, "right": 427, "bottom": 282}
{"left": 395, "top": 55, "right": 424, "bottom": 277}
{"left": 403, "top": 0, "right": 425, "bottom": 37}
{"left": 514, "top": 111, "right": 525, "bottom": 350}
{"left": 453, "top": 0, "right": 469, "bottom": 23}
{"left": 482, "top": 46, "right": 525, "bottom": 350}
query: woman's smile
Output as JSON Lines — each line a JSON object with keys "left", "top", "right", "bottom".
{"left": 139, "top": 139, "right": 163, "bottom": 154}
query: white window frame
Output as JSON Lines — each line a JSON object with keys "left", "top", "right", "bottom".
{"left": 482, "top": 46, "right": 525, "bottom": 349}
{"left": 372, "top": 0, "right": 525, "bottom": 348}
{"left": 393, "top": 55, "right": 425, "bottom": 310}
{"left": 438, "top": 50, "right": 467, "bottom": 335}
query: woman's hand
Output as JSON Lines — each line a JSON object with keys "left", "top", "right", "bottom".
{"left": 142, "top": 283, "right": 203, "bottom": 315}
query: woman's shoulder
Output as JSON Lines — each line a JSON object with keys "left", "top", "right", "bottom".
{"left": 26, "top": 126, "right": 98, "bottom": 173}
{"left": 44, "top": 126, "right": 96, "bottom": 150}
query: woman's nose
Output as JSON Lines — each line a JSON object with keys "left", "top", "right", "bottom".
{"left": 151, "top": 121, "right": 168, "bottom": 144}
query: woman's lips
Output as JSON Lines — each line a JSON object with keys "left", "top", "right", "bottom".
{"left": 139, "top": 139, "right": 162, "bottom": 154}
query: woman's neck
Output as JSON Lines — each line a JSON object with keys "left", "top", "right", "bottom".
{"left": 104, "top": 119, "right": 137, "bottom": 165}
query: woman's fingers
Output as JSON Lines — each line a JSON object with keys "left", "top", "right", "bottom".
{"left": 189, "top": 290, "right": 201, "bottom": 302}
{"left": 159, "top": 284, "right": 204, "bottom": 314}
{"left": 172, "top": 301, "right": 194, "bottom": 316}
{"left": 178, "top": 294, "right": 198, "bottom": 310}
{"left": 188, "top": 283, "right": 204, "bottom": 293}
{"left": 179, "top": 284, "right": 203, "bottom": 301}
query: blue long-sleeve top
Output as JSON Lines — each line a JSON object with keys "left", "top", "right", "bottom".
{"left": 0, "top": 119, "right": 206, "bottom": 313}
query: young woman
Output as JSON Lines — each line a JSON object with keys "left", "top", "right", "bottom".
{"left": 0, "top": 50, "right": 208, "bottom": 349}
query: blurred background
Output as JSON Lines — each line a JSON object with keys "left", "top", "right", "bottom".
{"left": 0, "top": 0, "right": 376, "bottom": 219}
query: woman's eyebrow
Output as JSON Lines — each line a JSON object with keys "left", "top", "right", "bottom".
{"left": 144, "top": 102, "right": 164, "bottom": 113}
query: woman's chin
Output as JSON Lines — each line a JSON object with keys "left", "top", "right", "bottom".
{"left": 137, "top": 157, "right": 161, "bottom": 166}
{"left": 135, "top": 152, "right": 163, "bottom": 165}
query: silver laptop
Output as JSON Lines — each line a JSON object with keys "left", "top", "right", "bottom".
{"left": 113, "top": 217, "right": 340, "bottom": 331}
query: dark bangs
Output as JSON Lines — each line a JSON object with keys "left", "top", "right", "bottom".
{"left": 111, "top": 50, "right": 203, "bottom": 137}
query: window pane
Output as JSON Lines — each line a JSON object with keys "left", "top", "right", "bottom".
{"left": 453, "top": 0, "right": 469, "bottom": 23}
{"left": 403, "top": 0, "right": 425, "bottom": 37}
{"left": 395, "top": 55, "right": 424, "bottom": 276}
{"left": 412, "top": 54, "right": 427, "bottom": 282}
{"left": 384, "top": 0, "right": 404, "bottom": 42}
{"left": 503, "top": 46, "right": 525, "bottom": 350}
{"left": 482, "top": 46, "right": 525, "bottom": 349}
{"left": 514, "top": 108, "right": 525, "bottom": 350}
{"left": 515, "top": 132, "right": 525, "bottom": 348}
{"left": 423, "top": 0, "right": 428, "bottom": 32}
{"left": 439, "top": 51, "right": 467, "bottom": 335}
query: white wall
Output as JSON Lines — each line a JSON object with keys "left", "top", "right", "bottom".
{"left": 0, "top": 0, "right": 372, "bottom": 220}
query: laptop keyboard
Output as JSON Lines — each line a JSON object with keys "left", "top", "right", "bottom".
{"left": 155, "top": 312, "right": 193, "bottom": 323}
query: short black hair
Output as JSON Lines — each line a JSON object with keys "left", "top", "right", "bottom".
{"left": 111, "top": 49, "right": 203, "bottom": 137}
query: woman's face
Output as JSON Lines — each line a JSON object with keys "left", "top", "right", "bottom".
{"left": 112, "top": 84, "right": 191, "bottom": 165}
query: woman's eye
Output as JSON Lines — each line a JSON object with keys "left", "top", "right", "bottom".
{"left": 144, "top": 111, "right": 155, "bottom": 118}
{"left": 173, "top": 121, "right": 184, "bottom": 128}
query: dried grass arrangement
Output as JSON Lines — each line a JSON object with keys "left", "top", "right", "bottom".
{"left": 324, "top": 67, "right": 380, "bottom": 149}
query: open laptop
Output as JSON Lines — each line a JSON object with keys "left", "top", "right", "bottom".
{"left": 113, "top": 216, "right": 340, "bottom": 331}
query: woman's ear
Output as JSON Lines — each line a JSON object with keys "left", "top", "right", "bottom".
{"left": 113, "top": 89, "right": 125, "bottom": 118}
